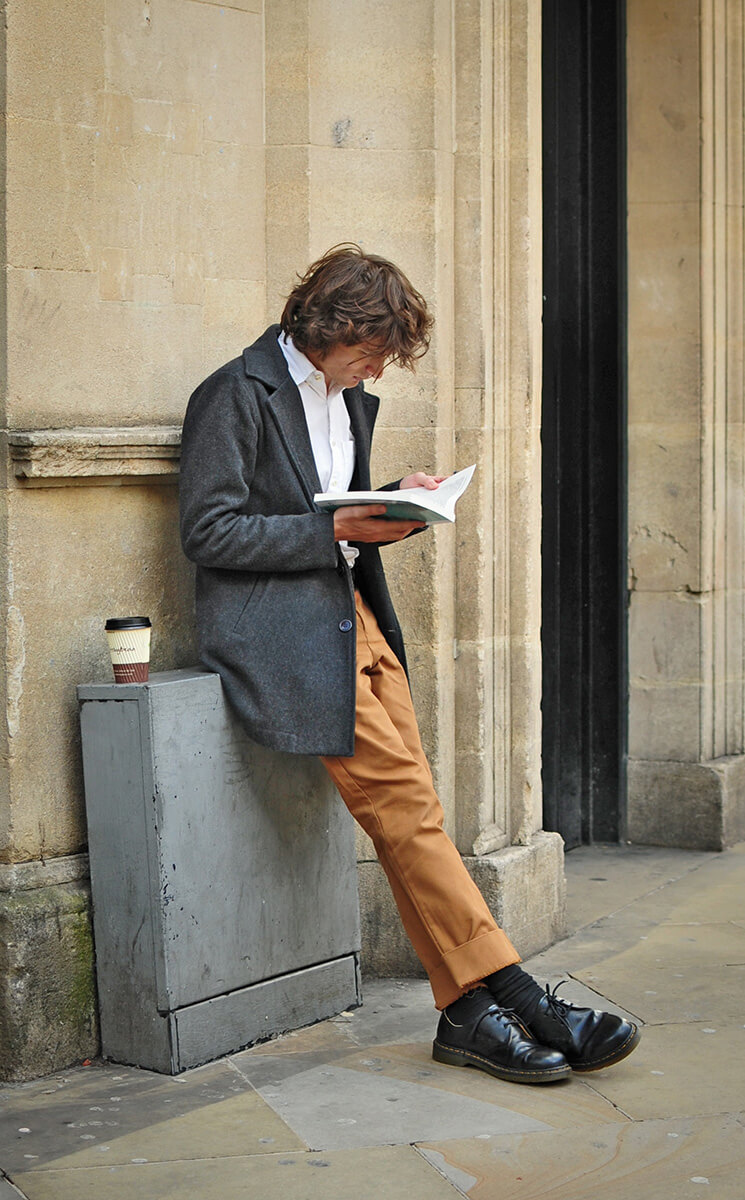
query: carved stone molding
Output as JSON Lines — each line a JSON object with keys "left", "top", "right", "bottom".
{"left": 6, "top": 427, "right": 182, "bottom": 487}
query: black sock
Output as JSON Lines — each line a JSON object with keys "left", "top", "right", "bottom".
{"left": 484, "top": 964, "right": 546, "bottom": 1022}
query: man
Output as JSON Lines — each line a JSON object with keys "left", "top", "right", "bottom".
{"left": 180, "top": 244, "right": 640, "bottom": 1085}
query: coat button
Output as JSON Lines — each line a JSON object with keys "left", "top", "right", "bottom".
{"left": 339, "top": 619, "right": 353, "bottom": 632}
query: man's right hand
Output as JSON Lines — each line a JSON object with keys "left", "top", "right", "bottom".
{"left": 333, "top": 504, "right": 425, "bottom": 544}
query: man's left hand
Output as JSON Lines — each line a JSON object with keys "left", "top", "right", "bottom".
{"left": 399, "top": 472, "right": 448, "bottom": 490}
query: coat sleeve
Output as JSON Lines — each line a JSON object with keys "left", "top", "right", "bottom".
{"left": 179, "top": 371, "right": 338, "bottom": 573}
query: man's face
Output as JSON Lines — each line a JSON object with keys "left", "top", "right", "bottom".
{"left": 311, "top": 343, "right": 388, "bottom": 390}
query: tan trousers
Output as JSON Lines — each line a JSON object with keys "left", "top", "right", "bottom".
{"left": 321, "top": 591, "right": 519, "bottom": 1010}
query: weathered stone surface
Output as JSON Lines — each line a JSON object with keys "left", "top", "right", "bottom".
{"left": 466, "top": 833, "right": 567, "bottom": 960}
{"left": 0, "top": 880, "right": 98, "bottom": 1082}
{"left": 628, "top": 755, "right": 745, "bottom": 850}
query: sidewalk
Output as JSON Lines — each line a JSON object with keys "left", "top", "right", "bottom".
{"left": 1, "top": 843, "right": 743, "bottom": 1199}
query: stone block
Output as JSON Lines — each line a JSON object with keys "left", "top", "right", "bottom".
{"left": 453, "top": 153, "right": 489, "bottom": 389}
{"left": 6, "top": 0, "right": 104, "bottom": 125}
{"left": 264, "top": 0, "right": 311, "bottom": 145}
{"left": 453, "top": 0, "right": 488, "bottom": 155}
{"left": 99, "top": 248, "right": 134, "bottom": 302}
{"left": 627, "top": 202, "right": 701, "bottom": 340}
{"left": 371, "top": 426, "right": 439, "bottom": 495}
{"left": 0, "top": 880, "right": 98, "bottom": 1082}
{"left": 629, "top": 589, "right": 706, "bottom": 684}
{"left": 627, "top": 335, "right": 702, "bottom": 426}
{"left": 466, "top": 832, "right": 567, "bottom": 960}
{"left": 454, "top": 387, "right": 486, "bottom": 431}
{"left": 454, "top": 641, "right": 489, "bottom": 757}
{"left": 455, "top": 739, "right": 514, "bottom": 860}
{"left": 101, "top": 93, "right": 134, "bottom": 146}
{"left": 202, "top": 144, "right": 265, "bottom": 282}
{"left": 169, "top": 103, "right": 202, "bottom": 156}
{"left": 374, "top": 374, "right": 440, "bottom": 431}
{"left": 132, "top": 98, "right": 173, "bottom": 138}
{"left": 628, "top": 755, "right": 745, "bottom": 850}
{"left": 6, "top": 118, "right": 97, "bottom": 272}
{"left": 307, "top": 0, "right": 435, "bottom": 151}
{"left": 202, "top": 279, "right": 266, "bottom": 373}
{"left": 627, "top": 0, "right": 701, "bottom": 204}
{"left": 173, "top": 252, "right": 204, "bottom": 306}
{"left": 197, "top": 0, "right": 261, "bottom": 10}
{"left": 628, "top": 424, "right": 702, "bottom": 591}
{"left": 628, "top": 681, "right": 704, "bottom": 762}
{"left": 402, "top": 641, "right": 451, "bottom": 802}
{"left": 307, "top": 148, "right": 437, "bottom": 292}
{"left": 265, "top": 146, "right": 311, "bottom": 318}
{"left": 504, "top": 631, "right": 543, "bottom": 841}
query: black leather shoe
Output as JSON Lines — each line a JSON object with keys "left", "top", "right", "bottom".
{"left": 518, "top": 983, "right": 641, "bottom": 1072}
{"left": 432, "top": 988, "right": 571, "bottom": 1084}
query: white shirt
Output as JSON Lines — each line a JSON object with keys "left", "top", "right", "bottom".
{"left": 278, "top": 334, "right": 359, "bottom": 566}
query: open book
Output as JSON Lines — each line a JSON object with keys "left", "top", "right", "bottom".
{"left": 314, "top": 463, "right": 476, "bottom": 525}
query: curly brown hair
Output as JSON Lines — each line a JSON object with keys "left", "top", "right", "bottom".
{"left": 280, "top": 244, "right": 433, "bottom": 369}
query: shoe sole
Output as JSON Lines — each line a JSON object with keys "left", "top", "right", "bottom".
{"left": 569, "top": 1025, "right": 642, "bottom": 1072}
{"left": 432, "top": 1039, "right": 571, "bottom": 1085}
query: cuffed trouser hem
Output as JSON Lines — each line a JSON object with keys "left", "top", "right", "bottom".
{"left": 428, "top": 928, "right": 521, "bottom": 1010}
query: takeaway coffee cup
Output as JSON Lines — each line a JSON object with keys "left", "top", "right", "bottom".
{"left": 105, "top": 617, "right": 152, "bottom": 683}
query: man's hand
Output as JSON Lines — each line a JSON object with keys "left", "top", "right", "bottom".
{"left": 333, "top": 504, "right": 425, "bottom": 544}
{"left": 399, "top": 472, "right": 448, "bottom": 491}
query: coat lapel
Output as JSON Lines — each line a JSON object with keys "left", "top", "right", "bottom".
{"left": 344, "top": 388, "right": 378, "bottom": 490}
{"left": 264, "top": 378, "right": 322, "bottom": 503}
{"left": 242, "top": 326, "right": 321, "bottom": 505}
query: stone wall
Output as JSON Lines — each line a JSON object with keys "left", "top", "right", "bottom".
{"left": 0, "top": 0, "right": 564, "bottom": 1081}
{"left": 0, "top": 0, "right": 265, "bottom": 1079}
{"left": 627, "top": 0, "right": 745, "bottom": 850}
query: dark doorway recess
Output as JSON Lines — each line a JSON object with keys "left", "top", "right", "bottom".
{"left": 541, "top": 0, "right": 627, "bottom": 847}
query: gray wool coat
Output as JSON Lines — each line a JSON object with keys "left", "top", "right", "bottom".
{"left": 179, "top": 325, "right": 408, "bottom": 756}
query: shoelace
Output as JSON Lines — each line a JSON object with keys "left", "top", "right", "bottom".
{"left": 443, "top": 994, "right": 534, "bottom": 1040}
{"left": 542, "top": 981, "right": 577, "bottom": 1027}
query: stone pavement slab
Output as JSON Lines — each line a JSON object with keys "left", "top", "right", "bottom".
{"left": 8, "top": 1145, "right": 462, "bottom": 1200}
{"left": 0, "top": 1058, "right": 302, "bottom": 1174}
{"left": 241, "top": 1061, "right": 551, "bottom": 1150}
{"left": 579, "top": 1021, "right": 745, "bottom": 1120}
{"left": 562, "top": 845, "right": 715, "bottom": 931}
{"left": 418, "top": 1112, "right": 745, "bottom": 1199}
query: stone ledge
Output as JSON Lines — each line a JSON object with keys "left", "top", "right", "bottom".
{"left": 0, "top": 853, "right": 90, "bottom": 893}
{"left": 358, "top": 831, "right": 566, "bottom": 981}
{"left": 628, "top": 756, "right": 745, "bottom": 851}
{"left": 6, "top": 426, "right": 181, "bottom": 486}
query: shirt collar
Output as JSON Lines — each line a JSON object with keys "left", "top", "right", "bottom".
{"left": 278, "top": 333, "right": 348, "bottom": 402}
{"left": 278, "top": 333, "right": 321, "bottom": 386}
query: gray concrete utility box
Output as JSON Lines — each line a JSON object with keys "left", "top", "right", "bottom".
{"left": 78, "top": 668, "right": 361, "bottom": 1073}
